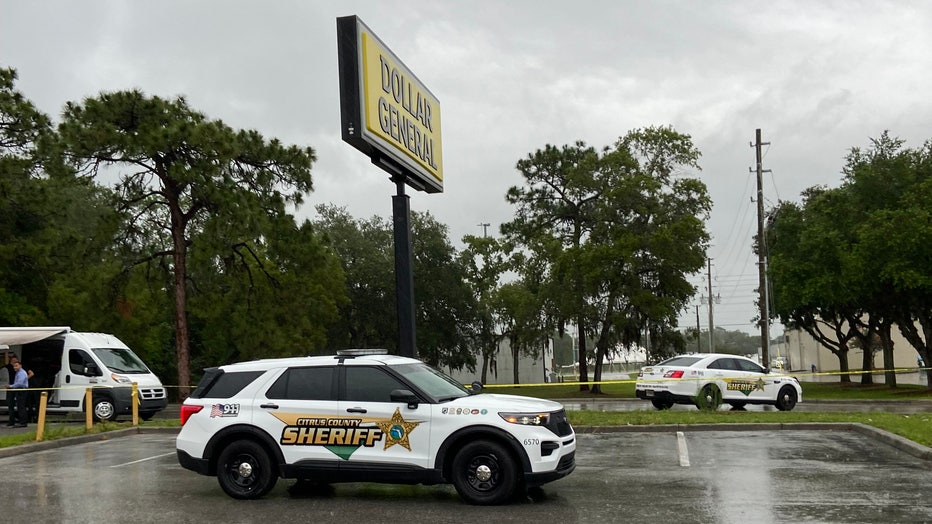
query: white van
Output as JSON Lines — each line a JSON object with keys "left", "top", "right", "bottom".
{"left": 0, "top": 327, "right": 167, "bottom": 421}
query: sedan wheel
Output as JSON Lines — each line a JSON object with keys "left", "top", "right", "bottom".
{"left": 775, "top": 386, "right": 798, "bottom": 411}
{"left": 696, "top": 383, "right": 722, "bottom": 411}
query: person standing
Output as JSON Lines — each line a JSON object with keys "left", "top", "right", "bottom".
{"left": 7, "top": 359, "right": 29, "bottom": 428}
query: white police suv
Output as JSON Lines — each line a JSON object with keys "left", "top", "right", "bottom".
{"left": 176, "top": 350, "right": 576, "bottom": 505}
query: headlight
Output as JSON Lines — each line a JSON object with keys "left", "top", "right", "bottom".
{"left": 111, "top": 373, "right": 132, "bottom": 384}
{"left": 499, "top": 412, "right": 550, "bottom": 426}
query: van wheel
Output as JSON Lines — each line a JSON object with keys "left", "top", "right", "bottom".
{"left": 93, "top": 398, "right": 117, "bottom": 422}
{"left": 217, "top": 440, "right": 277, "bottom": 499}
{"left": 451, "top": 440, "right": 519, "bottom": 505}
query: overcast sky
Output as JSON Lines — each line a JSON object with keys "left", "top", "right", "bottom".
{"left": 3, "top": 1, "right": 931, "bottom": 337}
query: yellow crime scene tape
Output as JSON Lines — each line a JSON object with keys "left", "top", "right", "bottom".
{"left": 478, "top": 366, "right": 930, "bottom": 388}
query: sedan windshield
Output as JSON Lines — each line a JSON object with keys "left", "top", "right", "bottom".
{"left": 391, "top": 362, "right": 469, "bottom": 400}
{"left": 91, "top": 347, "right": 150, "bottom": 374}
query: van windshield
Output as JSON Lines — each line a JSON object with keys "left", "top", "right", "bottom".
{"left": 91, "top": 347, "right": 150, "bottom": 374}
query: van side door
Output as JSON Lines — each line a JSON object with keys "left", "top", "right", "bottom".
{"left": 59, "top": 349, "right": 101, "bottom": 407}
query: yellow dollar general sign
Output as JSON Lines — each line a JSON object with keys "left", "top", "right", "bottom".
{"left": 337, "top": 15, "right": 443, "bottom": 193}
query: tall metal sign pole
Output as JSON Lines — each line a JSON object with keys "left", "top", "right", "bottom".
{"left": 337, "top": 16, "right": 444, "bottom": 358}
{"left": 392, "top": 174, "right": 417, "bottom": 356}
{"left": 753, "top": 128, "right": 771, "bottom": 367}
{"left": 707, "top": 257, "right": 714, "bottom": 352}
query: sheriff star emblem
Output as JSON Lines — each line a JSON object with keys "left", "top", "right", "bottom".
{"left": 376, "top": 408, "right": 421, "bottom": 451}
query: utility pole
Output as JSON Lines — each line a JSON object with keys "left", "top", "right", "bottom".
{"left": 695, "top": 305, "right": 701, "bottom": 353}
{"left": 707, "top": 257, "right": 714, "bottom": 352}
{"left": 752, "top": 129, "right": 772, "bottom": 367}
{"left": 478, "top": 222, "right": 490, "bottom": 238}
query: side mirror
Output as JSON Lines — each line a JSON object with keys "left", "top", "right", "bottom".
{"left": 470, "top": 381, "right": 483, "bottom": 395}
{"left": 84, "top": 363, "right": 101, "bottom": 377}
{"left": 390, "top": 389, "right": 420, "bottom": 409}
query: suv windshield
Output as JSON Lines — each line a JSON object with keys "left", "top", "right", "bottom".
{"left": 91, "top": 347, "right": 150, "bottom": 374}
{"left": 391, "top": 362, "right": 469, "bottom": 400}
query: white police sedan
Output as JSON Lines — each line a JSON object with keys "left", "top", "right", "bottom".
{"left": 635, "top": 353, "right": 802, "bottom": 411}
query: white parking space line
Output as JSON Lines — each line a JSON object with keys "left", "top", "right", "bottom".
{"left": 676, "top": 431, "right": 690, "bottom": 467}
{"left": 110, "top": 452, "right": 176, "bottom": 468}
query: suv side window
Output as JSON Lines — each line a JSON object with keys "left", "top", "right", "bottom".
{"left": 344, "top": 366, "right": 406, "bottom": 402}
{"left": 197, "top": 371, "right": 265, "bottom": 399}
{"left": 266, "top": 367, "right": 335, "bottom": 401}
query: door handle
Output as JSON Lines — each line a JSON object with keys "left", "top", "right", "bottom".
{"left": 346, "top": 407, "right": 367, "bottom": 414}
{"left": 259, "top": 403, "right": 279, "bottom": 410}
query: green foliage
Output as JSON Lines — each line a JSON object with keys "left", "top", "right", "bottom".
{"left": 314, "top": 204, "right": 395, "bottom": 350}
{"left": 1, "top": 67, "right": 122, "bottom": 329}
{"left": 459, "top": 235, "right": 512, "bottom": 382}
{"left": 54, "top": 90, "right": 322, "bottom": 393}
{"left": 410, "top": 212, "right": 476, "bottom": 370}
{"left": 503, "top": 126, "right": 711, "bottom": 392}
{"left": 768, "top": 132, "right": 932, "bottom": 386}
{"left": 312, "top": 206, "right": 476, "bottom": 370}
{"left": 186, "top": 217, "right": 345, "bottom": 370}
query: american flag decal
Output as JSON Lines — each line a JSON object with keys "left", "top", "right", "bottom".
{"left": 210, "top": 403, "right": 240, "bottom": 418}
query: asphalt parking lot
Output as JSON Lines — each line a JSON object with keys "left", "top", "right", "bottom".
{"left": 0, "top": 423, "right": 929, "bottom": 523}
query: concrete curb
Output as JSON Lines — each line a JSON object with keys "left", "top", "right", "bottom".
{"left": 574, "top": 422, "right": 932, "bottom": 461}
{"left": 0, "top": 426, "right": 179, "bottom": 460}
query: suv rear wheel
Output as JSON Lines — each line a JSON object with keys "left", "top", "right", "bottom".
{"left": 451, "top": 439, "right": 519, "bottom": 505}
{"left": 217, "top": 440, "right": 277, "bottom": 499}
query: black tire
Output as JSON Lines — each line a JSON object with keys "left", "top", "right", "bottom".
{"left": 695, "top": 383, "right": 722, "bottom": 411}
{"left": 217, "top": 440, "right": 278, "bottom": 499}
{"left": 651, "top": 399, "right": 674, "bottom": 410}
{"left": 451, "top": 439, "right": 519, "bottom": 505}
{"left": 775, "top": 386, "right": 798, "bottom": 411}
{"left": 92, "top": 397, "right": 117, "bottom": 422}
{"left": 139, "top": 411, "right": 156, "bottom": 421}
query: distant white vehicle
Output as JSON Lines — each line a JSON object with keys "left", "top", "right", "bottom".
{"left": 635, "top": 353, "right": 802, "bottom": 411}
{"left": 0, "top": 327, "right": 167, "bottom": 421}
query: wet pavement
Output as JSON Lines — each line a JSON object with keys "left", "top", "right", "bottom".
{"left": 0, "top": 428, "right": 929, "bottom": 523}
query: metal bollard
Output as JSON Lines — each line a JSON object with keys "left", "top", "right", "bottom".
{"left": 36, "top": 391, "right": 48, "bottom": 442}
{"left": 85, "top": 388, "right": 93, "bottom": 430}
{"left": 132, "top": 382, "right": 139, "bottom": 426}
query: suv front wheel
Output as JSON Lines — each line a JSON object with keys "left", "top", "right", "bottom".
{"left": 451, "top": 439, "right": 519, "bottom": 505}
{"left": 217, "top": 440, "right": 278, "bottom": 499}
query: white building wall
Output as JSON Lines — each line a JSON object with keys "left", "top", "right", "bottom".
{"left": 447, "top": 338, "right": 554, "bottom": 386}
{"left": 783, "top": 322, "right": 926, "bottom": 385}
